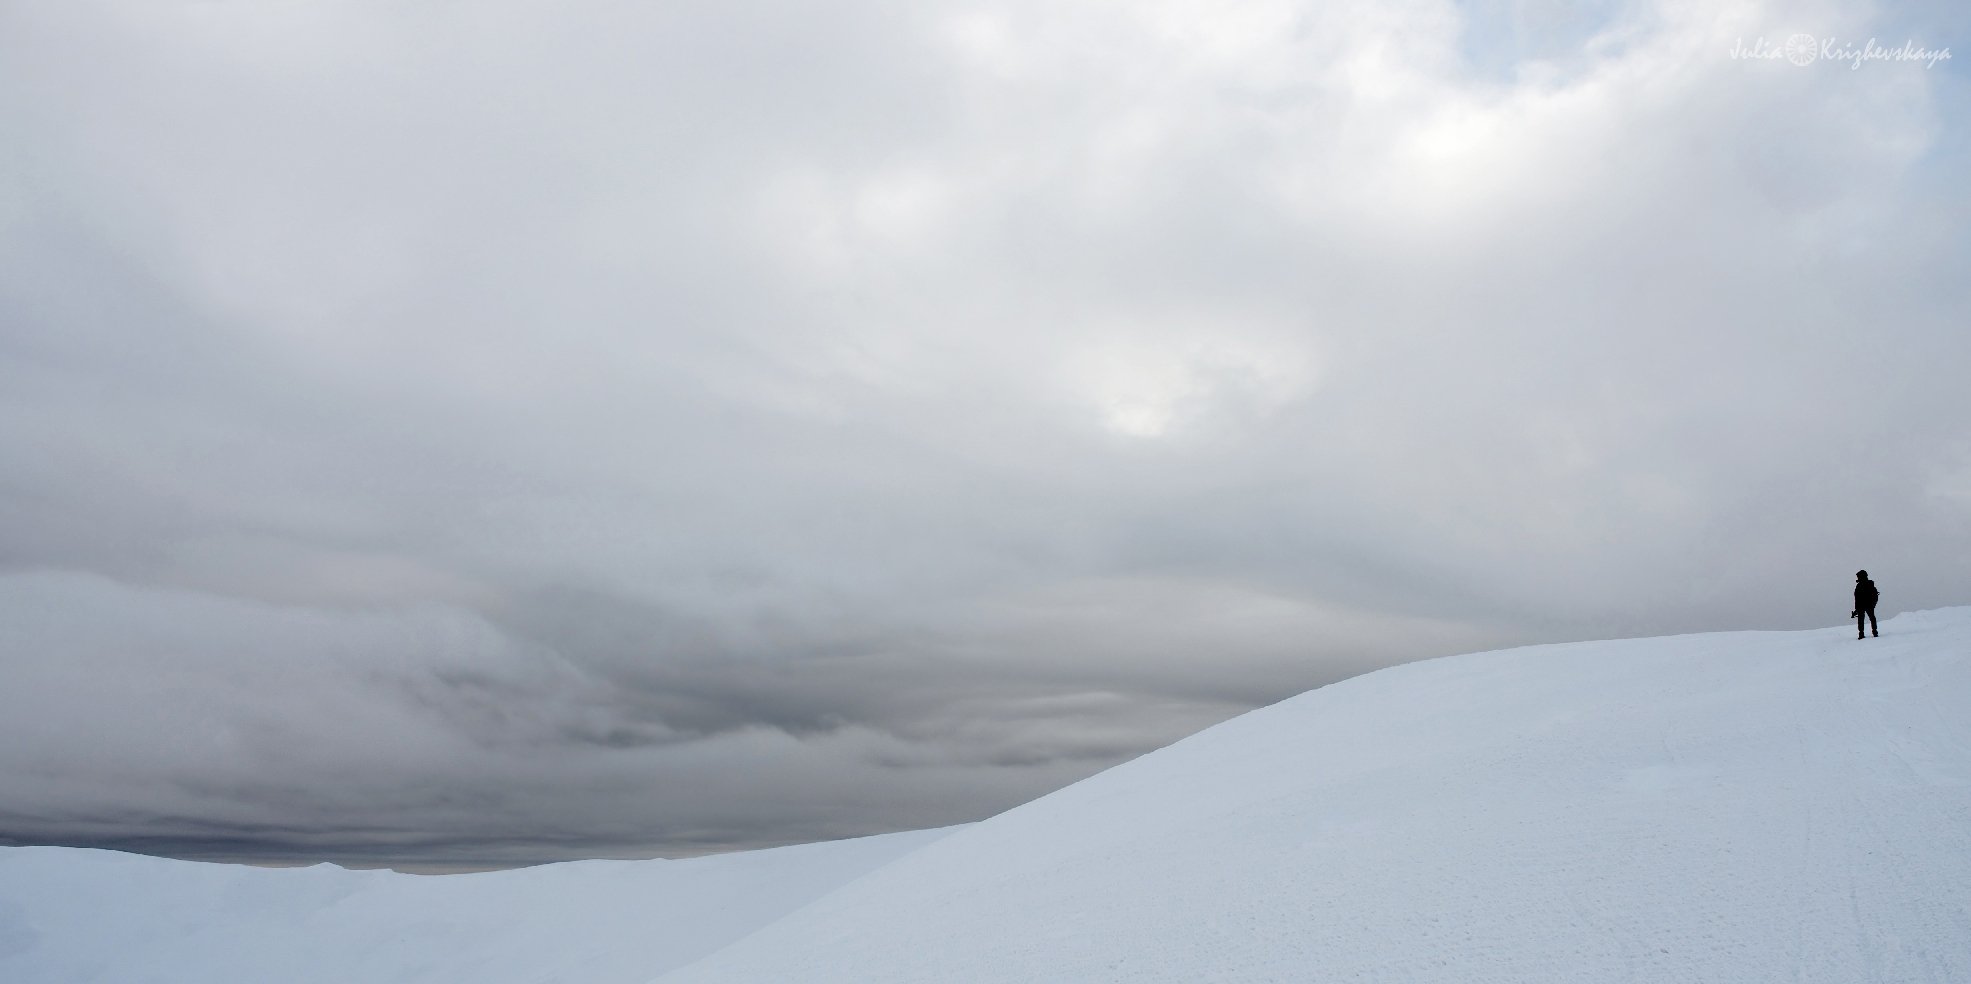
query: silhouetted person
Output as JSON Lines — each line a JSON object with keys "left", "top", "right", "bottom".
{"left": 1852, "top": 570, "right": 1879, "bottom": 639}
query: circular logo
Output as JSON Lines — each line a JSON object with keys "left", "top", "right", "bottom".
{"left": 1784, "top": 33, "right": 1820, "bottom": 66}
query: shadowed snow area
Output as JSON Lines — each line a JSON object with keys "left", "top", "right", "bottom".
{"left": 6, "top": 611, "right": 1970, "bottom": 983}
{"left": 0, "top": 827, "right": 956, "bottom": 983}
{"left": 659, "top": 609, "right": 1971, "bottom": 983}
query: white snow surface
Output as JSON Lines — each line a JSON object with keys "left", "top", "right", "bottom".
{"left": 6, "top": 610, "right": 1970, "bottom": 983}
{"left": 0, "top": 826, "right": 955, "bottom": 983}
{"left": 656, "top": 609, "right": 1971, "bottom": 983}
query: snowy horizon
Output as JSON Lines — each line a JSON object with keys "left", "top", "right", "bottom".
{"left": 3, "top": 0, "right": 1969, "bottom": 866}
{"left": 6, "top": 610, "right": 1969, "bottom": 982}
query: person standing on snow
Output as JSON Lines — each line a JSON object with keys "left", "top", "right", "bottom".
{"left": 1852, "top": 570, "right": 1879, "bottom": 639}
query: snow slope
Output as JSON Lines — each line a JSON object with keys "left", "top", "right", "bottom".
{"left": 659, "top": 609, "right": 1971, "bottom": 983}
{"left": 6, "top": 611, "right": 1968, "bottom": 984}
{"left": 0, "top": 826, "right": 954, "bottom": 984}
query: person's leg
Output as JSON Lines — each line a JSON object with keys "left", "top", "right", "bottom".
{"left": 1868, "top": 607, "right": 1878, "bottom": 637}
{"left": 1858, "top": 609, "right": 1866, "bottom": 638}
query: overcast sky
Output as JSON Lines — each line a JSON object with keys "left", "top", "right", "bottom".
{"left": 2, "top": 0, "right": 1968, "bottom": 867}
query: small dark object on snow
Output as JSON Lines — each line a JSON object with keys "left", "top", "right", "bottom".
{"left": 1854, "top": 570, "right": 1879, "bottom": 639}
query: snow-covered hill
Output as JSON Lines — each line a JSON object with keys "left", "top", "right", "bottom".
{"left": 656, "top": 609, "right": 1971, "bottom": 983}
{"left": 6, "top": 610, "right": 1969, "bottom": 983}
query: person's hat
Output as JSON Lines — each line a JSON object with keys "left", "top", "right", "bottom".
{"left": 1857, "top": 570, "right": 1868, "bottom": 578}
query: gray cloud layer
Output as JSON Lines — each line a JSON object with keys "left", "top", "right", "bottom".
{"left": 3, "top": 0, "right": 1968, "bottom": 864}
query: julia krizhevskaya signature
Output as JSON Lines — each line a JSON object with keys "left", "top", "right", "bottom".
{"left": 1730, "top": 34, "right": 1952, "bottom": 69}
